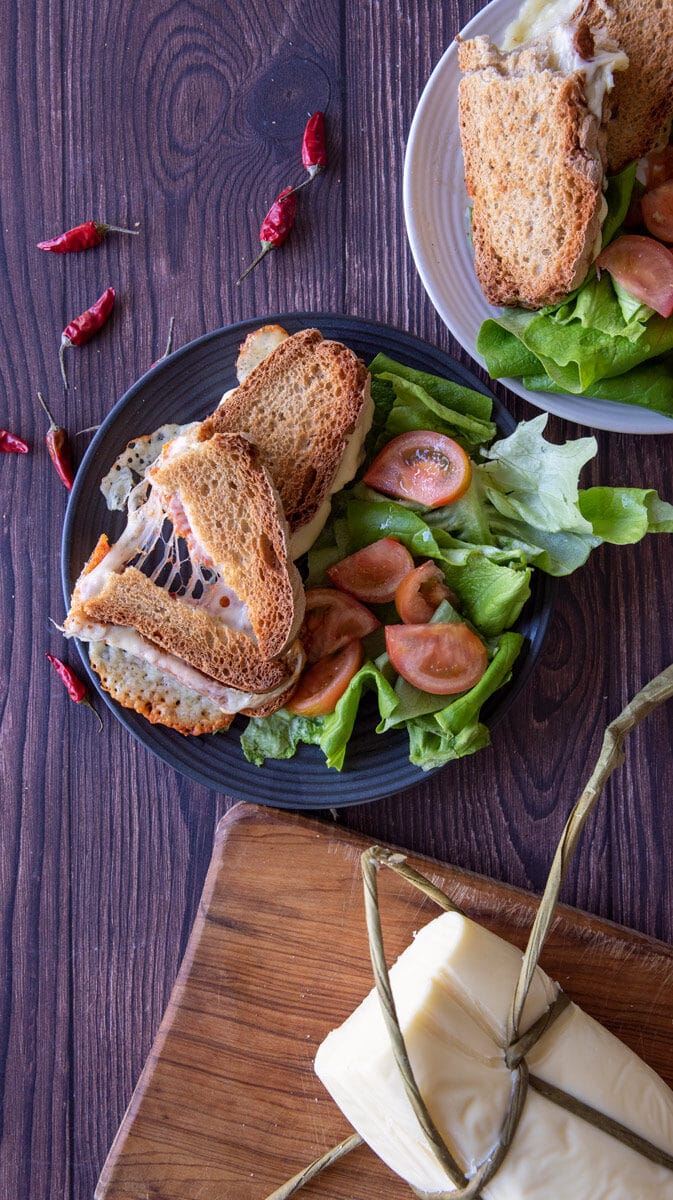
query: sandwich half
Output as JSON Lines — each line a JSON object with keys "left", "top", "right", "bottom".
{"left": 65, "top": 430, "right": 305, "bottom": 734}
{"left": 458, "top": 18, "right": 627, "bottom": 308}
{"left": 201, "top": 328, "right": 373, "bottom": 556}
{"left": 503, "top": 0, "right": 673, "bottom": 174}
{"left": 66, "top": 325, "right": 372, "bottom": 737}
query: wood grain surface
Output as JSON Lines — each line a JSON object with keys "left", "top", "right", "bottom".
{"left": 96, "top": 804, "right": 673, "bottom": 1199}
{"left": 0, "top": 2, "right": 672, "bottom": 1199}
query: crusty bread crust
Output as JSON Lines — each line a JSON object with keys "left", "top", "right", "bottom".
{"left": 573, "top": 0, "right": 673, "bottom": 172}
{"left": 151, "top": 432, "right": 304, "bottom": 659}
{"left": 78, "top": 567, "right": 301, "bottom": 693}
{"left": 199, "top": 329, "right": 370, "bottom": 533}
{"left": 458, "top": 37, "right": 605, "bottom": 309}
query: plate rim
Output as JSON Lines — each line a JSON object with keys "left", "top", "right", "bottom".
{"left": 60, "top": 312, "right": 557, "bottom": 808}
{"left": 403, "top": 0, "right": 673, "bottom": 436}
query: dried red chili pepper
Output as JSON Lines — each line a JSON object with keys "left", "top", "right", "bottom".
{"left": 37, "top": 220, "right": 139, "bottom": 253}
{"left": 37, "top": 391, "right": 75, "bottom": 490}
{"left": 46, "top": 653, "right": 103, "bottom": 731}
{"left": 287, "top": 112, "right": 328, "bottom": 195}
{"left": 59, "top": 286, "right": 116, "bottom": 389}
{"left": 0, "top": 429, "right": 29, "bottom": 453}
{"left": 303, "top": 111, "right": 327, "bottom": 172}
{"left": 236, "top": 187, "right": 298, "bottom": 284}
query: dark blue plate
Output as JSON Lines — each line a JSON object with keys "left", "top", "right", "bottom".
{"left": 61, "top": 314, "right": 556, "bottom": 807}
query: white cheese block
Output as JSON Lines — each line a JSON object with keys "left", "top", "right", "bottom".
{"left": 314, "top": 911, "right": 673, "bottom": 1198}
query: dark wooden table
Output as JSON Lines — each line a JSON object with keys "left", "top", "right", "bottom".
{"left": 2, "top": 3, "right": 672, "bottom": 1198}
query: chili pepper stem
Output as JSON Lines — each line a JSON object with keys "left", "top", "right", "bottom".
{"left": 37, "top": 390, "right": 57, "bottom": 431}
{"left": 163, "top": 315, "right": 176, "bottom": 357}
{"left": 79, "top": 695, "right": 104, "bottom": 733}
{"left": 236, "top": 241, "right": 273, "bottom": 284}
{"left": 285, "top": 167, "right": 324, "bottom": 196}
{"left": 102, "top": 224, "right": 139, "bottom": 236}
{"left": 59, "top": 339, "right": 70, "bottom": 389}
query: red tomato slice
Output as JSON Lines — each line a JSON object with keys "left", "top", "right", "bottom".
{"left": 385, "top": 623, "right": 487, "bottom": 695}
{"left": 596, "top": 235, "right": 673, "bottom": 318}
{"left": 643, "top": 145, "right": 673, "bottom": 191}
{"left": 642, "top": 180, "right": 673, "bottom": 243}
{"left": 327, "top": 538, "right": 414, "bottom": 604}
{"left": 363, "top": 431, "right": 472, "bottom": 508}
{"left": 394, "top": 560, "right": 456, "bottom": 624}
{"left": 301, "top": 588, "right": 379, "bottom": 664}
{"left": 286, "top": 639, "right": 364, "bottom": 716}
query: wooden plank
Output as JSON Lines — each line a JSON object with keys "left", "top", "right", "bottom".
{"left": 96, "top": 802, "right": 673, "bottom": 1199}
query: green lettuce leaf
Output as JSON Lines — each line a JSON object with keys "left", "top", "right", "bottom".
{"left": 368, "top": 353, "right": 494, "bottom": 422}
{"left": 375, "top": 373, "right": 496, "bottom": 451}
{"left": 317, "top": 661, "right": 399, "bottom": 770}
{"left": 578, "top": 487, "right": 673, "bottom": 542}
{"left": 240, "top": 710, "right": 323, "bottom": 765}
{"left": 524, "top": 355, "right": 673, "bottom": 416}
{"left": 240, "top": 661, "right": 399, "bottom": 772}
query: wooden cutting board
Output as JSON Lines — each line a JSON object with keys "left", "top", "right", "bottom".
{"left": 96, "top": 802, "right": 673, "bottom": 1200}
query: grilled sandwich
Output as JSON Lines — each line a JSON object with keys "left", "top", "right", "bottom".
{"left": 64, "top": 327, "right": 373, "bottom": 735}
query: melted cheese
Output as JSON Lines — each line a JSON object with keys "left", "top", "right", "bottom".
{"left": 79, "top": 477, "right": 253, "bottom": 636}
{"left": 101, "top": 422, "right": 196, "bottom": 511}
{"left": 69, "top": 620, "right": 302, "bottom": 712}
{"left": 501, "top": 4, "right": 628, "bottom": 121}
{"left": 315, "top": 911, "right": 673, "bottom": 1198}
{"left": 235, "top": 324, "right": 289, "bottom": 382}
{"left": 503, "top": 0, "right": 583, "bottom": 47}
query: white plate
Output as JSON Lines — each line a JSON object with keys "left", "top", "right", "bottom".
{"left": 403, "top": 0, "right": 673, "bottom": 435}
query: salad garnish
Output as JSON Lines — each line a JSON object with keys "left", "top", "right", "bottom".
{"left": 241, "top": 353, "right": 673, "bottom": 771}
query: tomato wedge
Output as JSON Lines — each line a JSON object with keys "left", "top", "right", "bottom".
{"left": 643, "top": 145, "right": 673, "bottom": 191}
{"left": 286, "top": 639, "right": 364, "bottom": 716}
{"left": 642, "top": 180, "right": 673, "bottom": 244}
{"left": 596, "top": 235, "right": 673, "bottom": 318}
{"left": 327, "top": 538, "right": 414, "bottom": 604}
{"left": 363, "top": 431, "right": 472, "bottom": 508}
{"left": 301, "top": 588, "right": 379, "bottom": 664}
{"left": 394, "top": 560, "right": 456, "bottom": 624}
{"left": 385, "top": 623, "right": 487, "bottom": 695}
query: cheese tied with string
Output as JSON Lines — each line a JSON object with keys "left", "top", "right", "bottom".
{"left": 315, "top": 909, "right": 673, "bottom": 1198}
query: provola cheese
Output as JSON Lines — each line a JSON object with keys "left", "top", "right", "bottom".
{"left": 314, "top": 912, "right": 673, "bottom": 1198}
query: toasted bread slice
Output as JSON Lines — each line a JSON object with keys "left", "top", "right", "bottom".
{"left": 200, "top": 329, "right": 372, "bottom": 535}
{"left": 150, "top": 432, "right": 304, "bottom": 659}
{"left": 575, "top": 0, "right": 673, "bottom": 172}
{"left": 458, "top": 32, "right": 608, "bottom": 308}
